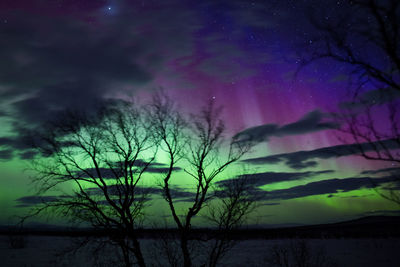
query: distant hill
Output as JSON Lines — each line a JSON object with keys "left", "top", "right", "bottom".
{"left": 329, "top": 215, "right": 400, "bottom": 226}
{"left": 1, "top": 216, "right": 399, "bottom": 239}
{"left": 254, "top": 215, "right": 400, "bottom": 239}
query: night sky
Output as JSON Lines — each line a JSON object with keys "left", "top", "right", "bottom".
{"left": 0, "top": 0, "right": 398, "bottom": 227}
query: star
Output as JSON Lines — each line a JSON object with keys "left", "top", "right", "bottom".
{"left": 108, "top": 7, "right": 112, "bottom": 11}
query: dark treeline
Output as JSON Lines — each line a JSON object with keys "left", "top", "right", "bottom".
{"left": 3, "top": 216, "right": 400, "bottom": 239}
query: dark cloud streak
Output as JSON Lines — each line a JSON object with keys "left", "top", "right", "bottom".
{"left": 0, "top": 149, "right": 13, "bottom": 160}
{"left": 243, "top": 139, "right": 400, "bottom": 169}
{"left": 15, "top": 195, "right": 68, "bottom": 208}
{"left": 255, "top": 176, "right": 396, "bottom": 201}
{"left": 0, "top": 3, "right": 198, "bottom": 159}
{"left": 233, "top": 110, "right": 338, "bottom": 144}
{"left": 216, "top": 170, "right": 335, "bottom": 187}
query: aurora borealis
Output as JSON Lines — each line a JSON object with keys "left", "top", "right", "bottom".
{"left": 0, "top": 0, "right": 399, "bottom": 227}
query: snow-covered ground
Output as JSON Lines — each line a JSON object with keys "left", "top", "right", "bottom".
{"left": 1, "top": 235, "right": 399, "bottom": 266}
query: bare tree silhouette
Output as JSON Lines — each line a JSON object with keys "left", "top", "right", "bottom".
{"left": 302, "top": 0, "right": 400, "bottom": 204}
{"left": 206, "top": 174, "right": 258, "bottom": 267}
{"left": 301, "top": 0, "right": 400, "bottom": 93}
{"left": 24, "top": 92, "right": 255, "bottom": 267}
{"left": 338, "top": 93, "right": 400, "bottom": 204}
{"left": 149, "top": 95, "right": 252, "bottom": 267}
{"left": 25, "top": 100, "right": 162, "bottom": 267}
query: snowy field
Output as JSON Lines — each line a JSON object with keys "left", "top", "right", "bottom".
{"left": 1, "top": 235, "right": 400, "bottom": 266}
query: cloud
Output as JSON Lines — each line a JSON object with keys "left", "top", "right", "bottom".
{"left": 233, "top": 110, "right": 339, "bottom": 144}
{"left": 112, "top": 159, "right": 183, "bottom": 174}
{"left": 256, "top": 175, "right": 397, "bottom": 201}
{"left": 15, "top": 195, "right": 68, "bottom": 208}
{"left": 215, "top": 174, "right": 397, "bottom": 202}
{"left": 0, "top": 126, "right": 48, "bottom": 160}
{"left": 361, "top": 167, "right": 400, "bottom": 176}
{"left": 179, "top": 1, "right": 277, "bottom": 81}
{"left": 339, "top": 88, "right": 400, "bottom": 110}
{"left": 19, "top": 150, "right": 38, "bottom": 160}
{"left": 0, "top": 1, "right": 282, "bottom": 160}
{"left": 0, "top": 3, "right": 199, "bottom": 159}
{"left": 78, "top": 163, "right": 182, "bottom": 179}
{"left": 216, "top": 170, "right": 335, "bottom": 187}
{"left": 86, "top": 185, "right": 196, "bottom": 201}
{"left": 15, "top": 194, "right": 152, "bottom": 208}
{"left": 243, "top": 138, "right": 400, "bottom": 169}
{"left": 0, "top": 137, "right": 14, "bottom": 147}
{"left": 0, "top": 133, "right": 37, "bottom": 150}
{"left": 0, "top": 7, "right": 195, "bottom": 123}
{"left": 0, "top": 149, "right": 13, "bottom": 160}
{"left": 358, "top": 209, "right": 400, "bottom": 217}
{"left": 16, "top": 184, "right": 196, "bottom": 208}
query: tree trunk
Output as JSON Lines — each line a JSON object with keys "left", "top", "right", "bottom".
{"left": 181, "top": 233, "right": 192, "bottom": 267}
{"left": 120, "top": 244, "right": 131, "bottom": 267}
{"left": 131, "top": 237, "right": 146, "bottom": 267}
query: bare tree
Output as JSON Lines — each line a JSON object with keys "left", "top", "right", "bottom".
{"left": 25, "top": 100, "right": 163, "bottom": 267}
{"left": 24, "top": 92, "right": 255, "bottom": 267}
{"left": 266, "top": 239, "right": 337, "bottom": 267}
{"left": 301, "top": 0, "right": 400, "bottom": 94}
{"left": 301, "top": 0, "right": 400, "bottom": 204}
{"left": 206, "top": 175, "right": 258, "bottom": 267}
{"left": 338, "top": 93, "right": 400, "bottom": 204}
{"left": 149, "top": 96, "right": 252, "bottom": 267}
